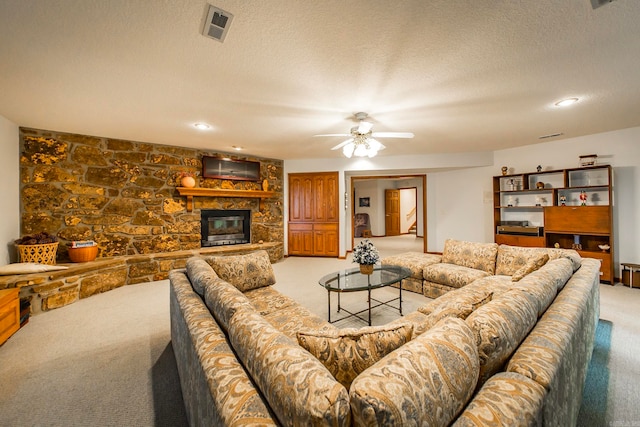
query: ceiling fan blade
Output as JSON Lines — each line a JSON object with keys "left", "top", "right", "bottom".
{"left": 331, "top": 138, "right": 354, "bottom": 150}
{"left": 314, "top": 133, "right": 350, "bottom": 137}
{"left": 370, "top": 132, "right": 414, "bottom": 138}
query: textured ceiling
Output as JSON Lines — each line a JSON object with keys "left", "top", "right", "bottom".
{"left": 1, "top": 0, "right": 640, "bottom": 160}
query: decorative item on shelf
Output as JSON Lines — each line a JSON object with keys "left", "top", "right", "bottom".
{"left": 15, "top": 232, "right": 59, "bottom": 265}
{"left": 67, "top": 240, "right": 98, "bottom": 262}
{"left": 559, "top": 195, "right": 567, "bottom": 206}
{"left": 598, "top": 244, "right": 610, "bottom": 252}
{"left": 180, "top": 172, "right": 197, "bottom": 188}
{"left": 535, "top": 196, "right": 542, "bottom": 207}
{"left": 579, "top": 154, "right": 597, "bottom": 168}
{"left": 507, "top": 196, "right": 514, "bottom": 207}
{"left": 536, "top": 165, "right": 542, "bottom": 172}
{"left": 262, "top": 179, "right": 269, "bottom": 191}
{"left": 572, "top": 235, "right": 582, "bottom": 251}
{"left": 352, "top": 239, "right": 380, "bottom": 275}
{"left": 536, "top": 182, "right": 545, "bottom": 189}
{"left": 554, "top": 243, "right": 560, "bottom": 249}
{"left": 579, "top": 191, "right": 588, "bottom": 206}
{"left": 501, "top": 166, "right": 508, "bottom": 176}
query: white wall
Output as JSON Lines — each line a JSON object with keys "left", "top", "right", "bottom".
{"left": 0, "top": 115, "right": 20, "bottom": 264}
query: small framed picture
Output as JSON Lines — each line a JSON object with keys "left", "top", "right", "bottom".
{"left": 359, "top": 197, "right": 370, "bottom": 207}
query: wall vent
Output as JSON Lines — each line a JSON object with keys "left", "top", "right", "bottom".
{"left": 202, "top": 5, "right": 233, "bottom": 42}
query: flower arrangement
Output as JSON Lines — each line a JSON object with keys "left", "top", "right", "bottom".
{"left": 352, "top": 239, "right": 380, "bottom": 265}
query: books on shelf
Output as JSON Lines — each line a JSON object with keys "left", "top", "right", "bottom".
{"left": 70, "top": 240, "right": 97, "bottom": 248}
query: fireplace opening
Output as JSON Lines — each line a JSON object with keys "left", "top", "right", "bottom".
{"left": 201, "top": 209, "right": 251, "bottom": 247}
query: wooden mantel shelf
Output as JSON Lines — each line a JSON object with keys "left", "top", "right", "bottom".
{"left": 176, "top": 187, "right": 277, "bottom": 212}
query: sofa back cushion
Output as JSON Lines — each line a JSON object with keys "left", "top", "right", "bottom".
{"left": 495, "top": 245, "right": 549, "bottom": 276}
{"left": 206, "top": 250, "right": 276, "bottom": 292}
{"left": 186, "top": 256, "right": 219, "bottom": 297}
{"left": 228, "top": 305, "right": 351, "bottom": 426}
{"left": 297, "top": 323, "right": 413, "bottom": 390}
{"left": 511, "top": 253, "right": 549, "bottom": 282}
{"left": 349, "top": 317, "right": 479, "bottom": 427}
{"left": 442, "top": 239, "right": 499, "bottom": 274}
{"left": 203, "top": 275, "right": 254, "bottom": 333}
{"left": 465, "top": 290, "right": 539, "bottom": 386}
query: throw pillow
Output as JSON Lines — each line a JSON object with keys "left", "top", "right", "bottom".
{"left": 206, "top": 250, "right": 276, "bottom": 292}
{"left": 512, "top": 253, "right": 550, "bottom": 282}
{"left": 297, "top": 323, "right": 413, "bottom": 389}
{"left": 0, "top": 262, "right": 69, "bottom": 275}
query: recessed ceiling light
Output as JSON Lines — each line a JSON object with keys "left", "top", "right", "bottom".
{"left": 194, "top": 123, "right": 210, "bottom": 130}
{"left": 555, "top": 98, "right": 579, "bottom": 107}
{"left": 232, "top": 146, "right": 243, "bottom": 151}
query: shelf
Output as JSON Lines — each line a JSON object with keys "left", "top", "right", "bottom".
{"left": 176, "top": 187, "right": 277, "bottom": 212}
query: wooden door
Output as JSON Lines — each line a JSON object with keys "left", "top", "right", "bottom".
{"left": 385, "top": 189, "right": 400, "bottom": 236}
{"left": 288, "top": 172, "right": 339, "bottom": 256}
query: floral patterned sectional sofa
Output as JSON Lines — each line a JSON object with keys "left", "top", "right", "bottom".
{"left": 169, "top": 242, "right": 601, "bottom": 426}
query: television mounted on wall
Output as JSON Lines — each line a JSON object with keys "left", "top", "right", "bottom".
{"left": 202, "top": 156, "right": 260, "bottom": 181}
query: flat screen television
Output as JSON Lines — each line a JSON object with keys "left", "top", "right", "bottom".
{"left": 202, "top": 156, "right": 260, "bottom": 181}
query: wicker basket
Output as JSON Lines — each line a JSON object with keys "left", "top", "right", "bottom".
{"left": 17, "top": 242, "right": 59, "bottom": 265}
{"left": 68, "top": 245, "right": 99, "bottom": 263}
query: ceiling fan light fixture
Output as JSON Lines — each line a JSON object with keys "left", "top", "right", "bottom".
{"left": 342, "top": 142, "right": 355, "bottom": 158}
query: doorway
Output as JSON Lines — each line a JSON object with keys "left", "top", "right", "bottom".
{"left": 350, "top": 175, "right": 427, "bottom": 253}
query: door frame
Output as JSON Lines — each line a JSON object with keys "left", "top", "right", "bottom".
{"left": 349, "top": 174, "right": 427, "bottom": 253}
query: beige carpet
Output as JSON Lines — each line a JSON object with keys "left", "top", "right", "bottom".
{"left": 1, "top": 235, "right": 638, "bottom": 426}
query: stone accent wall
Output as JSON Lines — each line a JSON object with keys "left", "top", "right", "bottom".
{"left": 18, "top": 128, "right": 284, "bottom": 263}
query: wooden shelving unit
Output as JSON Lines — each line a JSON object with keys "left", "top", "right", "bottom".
{"left": 176, "top": 187, "right": 276, "bottom": 212}
{"left": 493, "top": 165, "right": 613, "bottom": 283}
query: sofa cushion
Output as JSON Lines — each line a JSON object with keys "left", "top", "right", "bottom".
{"left": 297, "top": 323, "right": 413, "bottom": 389}
{"left": 452, "top": 372, "right": 546, "bottom": 427}
{"left": 508, "top": 258, "right": 572, "bottom": 317}
{"left": 206, "top": 250, "right": 276, "bottom": 292}
{"left": 465, "top": 290, "right": 539, "bottom": 386}
{"left": 243, "top": 285, "right": 297, "bottom": 316}
{"left": 264, "top": 304, "right": 335, "bottom": 340}
{"left": 387, "top": 311, "right": 431, "bottom": 338}
{"left": 442, "top": 239, "right": 499, "bottom": 274}
{"left": 186, "top": 256, "right": 219, "bottom": 297}
{"left": 228, "top": 305, "right": 351, "bottom": 426}
{"left": 495, "top": 245, "right": 549, "bottom": 276}
{"left": 380, "top": 252, "right": 442, "bottom": 280}
{"left": 417, "top": 292, "right": 493, "bottom": 332}
{"left": 203, "top": 275, "right": 254, "bottom": 333}
{"left": 511, "top": 253, "right": 549, "bottom": 281}
{"left": 547, "top": 248, "right": 582, "bottom": 272}
{"left": 423, "top": 263, "right": 490, "bottom": 289}
{"left": 349, "top": 317, "right": 479, "bottom": 427}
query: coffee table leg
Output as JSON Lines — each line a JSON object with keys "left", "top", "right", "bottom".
{"left": 399, "top": 279, "right": 403, "bottom": 316}
{"left": 368, "top": 287, "right": 372, "bottom": 326}
{"left": 327, "top": 289, "right": 331, "bottom": 323}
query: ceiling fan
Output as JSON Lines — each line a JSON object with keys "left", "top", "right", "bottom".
{"left": 315, "top": 112, "right": 414, "bottom": 158}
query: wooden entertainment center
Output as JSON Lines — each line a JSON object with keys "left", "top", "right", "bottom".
{"left": 493, "top": 165, "right": 613, "bottom": 283}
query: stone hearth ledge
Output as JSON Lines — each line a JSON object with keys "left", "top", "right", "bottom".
{"left": 0, "top": 242, "right": 282, "bottom": 315}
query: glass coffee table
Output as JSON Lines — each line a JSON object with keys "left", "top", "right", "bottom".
{"left": 318, "top": 265, "right": 411, "bottom": 326}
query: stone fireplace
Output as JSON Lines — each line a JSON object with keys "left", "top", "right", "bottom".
{"left": 201, "top": 209, "right": 251, "bottom": 247}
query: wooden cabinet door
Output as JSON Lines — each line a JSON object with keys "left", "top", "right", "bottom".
{"left": 288, "top": 223, "right": 314, "bottom": 255}
{"left": 545, "top": 206, "right": 610, "bottom": 233}
{"left": 288, "top": 172, "right": 339, "bottom": 257}
{"left": 289, "top": 175, "right": 314, "bottom": 222}
{"left": 313, "top": 223, "right": 339, "bottom": 256}
{"left": 385, "top": 189, "right": 400, "bottom": 236}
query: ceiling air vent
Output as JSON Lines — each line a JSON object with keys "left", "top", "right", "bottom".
{"left": 590, "top": 0, "right": 615, "bottom": 9}
{"left": 202, "top": 5, "right": 233, "bottom": 42}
